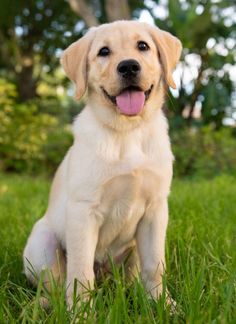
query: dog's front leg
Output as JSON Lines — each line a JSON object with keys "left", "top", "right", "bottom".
{"left": 136, "top": 198, "right": 168, "bottom": 299}
{"left": 66, "top": 201, "right": 99, "bottom": 309}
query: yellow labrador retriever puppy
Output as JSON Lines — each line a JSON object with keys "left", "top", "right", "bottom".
{"left": 23, "top": 20, "right": 182, "bottom": 307}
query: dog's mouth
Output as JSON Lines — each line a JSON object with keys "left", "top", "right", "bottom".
{"left": 101, "top": 84, "right": 153, "bottom": 116}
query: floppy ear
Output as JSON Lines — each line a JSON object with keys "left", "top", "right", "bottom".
{"left": 148, "top": 25, "right": 182, "bottom": 89}
{"left": 60, "top": 32, "right": 93, "bottom": 100}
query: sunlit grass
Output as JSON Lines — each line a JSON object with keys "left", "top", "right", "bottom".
{"left": 0, "top": 173, "right": 235, "bottom": 322}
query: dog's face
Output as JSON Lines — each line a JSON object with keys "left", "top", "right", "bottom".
{"left": 88, "top": 23, "right": 160, "bottom": 117}
{"left": 61, "top": 21, "right": 182, "bottom": 128}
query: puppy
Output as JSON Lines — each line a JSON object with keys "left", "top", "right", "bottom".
{"left": 23, "top": 20, "right": 182, "bottom": 307}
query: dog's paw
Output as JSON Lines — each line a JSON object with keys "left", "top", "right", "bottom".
{"left": 165, "top": 294, "right": 177, "bottom": 314}
{"left": 39, "top": 296, "right": 50, "bottom": 309}
{"left": 67, "top": 294, "right": 94, "bottom": 321}
{"left": 66, "top": 291, "right": 93, "bottom": 311}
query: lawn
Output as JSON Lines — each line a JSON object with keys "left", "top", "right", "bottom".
{"left": 0, "top": 174, "right": 235, "bottom": 323}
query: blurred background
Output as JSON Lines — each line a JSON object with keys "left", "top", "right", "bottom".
{"left": 0, "top": 0, "right": 235, "bottom": 177}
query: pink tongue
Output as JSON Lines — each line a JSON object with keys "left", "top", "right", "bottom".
{"left": 116, "top": 90, "right": 145, "bottom": 116}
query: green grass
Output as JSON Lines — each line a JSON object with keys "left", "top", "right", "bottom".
{"left": 0, "top": 173, "right": 235, "bottom": 323}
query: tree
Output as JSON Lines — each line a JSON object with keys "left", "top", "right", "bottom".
{"left": 0, "top": 0, "right": 235, "bottom": 129}
{"left": 68, "top": 0, "right": 131, "bottom": 26}
{"left": 69, "top": 0, "right": 236, "bottom": 128}
{"left": 0, "top": 0, "right": 80, "bottom": 101}
{"left": 150, "top": 0, "right": 236, "bottom": 127}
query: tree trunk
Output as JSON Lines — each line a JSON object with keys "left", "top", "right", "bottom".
{"left": 105, "top": 0, "right": 131, "bottom": 21}
{"left": 69, "top": 0, "right": 99, "bottom": 27}
{"left": 68, "top": 0, "right": 131, "bottom": 27}
{"left": 187, "top": 53, "right": 208, "bottom": 121}
{"left": 17, "top": 59, "right": 37, "bottom": 101}
{"left": 187, "top": 69, "right": 203, "bottom": 121}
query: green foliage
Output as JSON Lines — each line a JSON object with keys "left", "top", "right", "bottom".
{"left": 154, "top": 0, "right": 236, "bottom": 127}
{"left": 172, "top": 126, "right": 236, "bottom": 177}
{"left": 0, "top": 1, "right": 235, "bottom": 174}
{"left": 1, "top": 77, "right": 235, "bottom": 177}
{"left": 0, "top": 0, "right": 80, "bottom": 71}
{"left": 0, "top": 174, "right": 235, "bottom": 322}
{"left": 0, "top": 80, "right": 72, "bottom": 173}
{"left": 0, "top": 0, "right": 235, "bottom": 127}
{"left": 0, "top": 0, "right": 81, "bottom": 100}
{"left": 0, "top": 78, "right": 18, "bottom": 105}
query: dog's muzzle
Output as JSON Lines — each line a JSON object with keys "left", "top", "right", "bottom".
{"left": 102, "top": 84, "right": 153, "bottom": 116}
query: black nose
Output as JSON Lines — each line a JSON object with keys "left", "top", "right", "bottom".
{"left": 117, "top": 59, "right": 141, "bottom": 79}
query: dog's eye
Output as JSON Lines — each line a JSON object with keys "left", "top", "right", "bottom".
{"left": 137, "top": 41, "right": 149, "bottom": 51}
{"left": 98, "top": 47, "right": 110, "bottom": 57}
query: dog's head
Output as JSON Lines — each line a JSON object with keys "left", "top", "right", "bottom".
{"left": 61, "top": 21, "right": 182, "bottom": 129}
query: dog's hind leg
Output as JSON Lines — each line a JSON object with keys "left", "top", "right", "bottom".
{"left": 23, "top": 217, "right": 65, "bottom": 287}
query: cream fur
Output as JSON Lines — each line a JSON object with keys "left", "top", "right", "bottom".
{"left": 23, "top": 20, "right": 182, "bottom": 308}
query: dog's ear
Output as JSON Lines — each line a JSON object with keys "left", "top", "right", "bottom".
{"left": 148, "top": 25, "right": 182, "bottom": 89}
{"left": 60, "top": 30, "right": 94, "bottom": 100}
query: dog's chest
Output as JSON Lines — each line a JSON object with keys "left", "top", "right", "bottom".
{"left": 95, "top": 168, "right": 154, "bottom": 261}
{"left": 68, "top": 120, "right": 172, "bottom": 258}
{"left": 92, "top": 133, "right": 172, "bottom": 259}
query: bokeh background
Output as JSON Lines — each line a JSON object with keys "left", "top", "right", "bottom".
{"left": 0, "top": 0, "right": 236, "bottom": 178}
